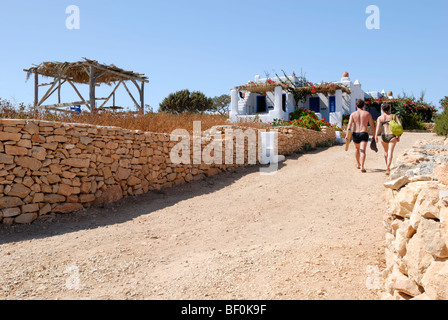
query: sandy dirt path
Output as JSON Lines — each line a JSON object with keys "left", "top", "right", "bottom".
{"left": 0, "top": 132, "right": 434, "bottom": 300}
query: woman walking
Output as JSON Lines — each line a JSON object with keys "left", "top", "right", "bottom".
{"left": 375, "top": 103, "right": 403, "bottom": 175}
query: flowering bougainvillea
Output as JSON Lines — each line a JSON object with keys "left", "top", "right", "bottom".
{"left": 365, "top": 96, "right": 437, "bottom": 130}
{"left": 271, "top": 108, "right": 342, "bottom": 132}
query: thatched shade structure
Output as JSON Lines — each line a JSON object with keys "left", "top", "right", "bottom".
{"left": 236, "top": 82, "right": 290, "bottom": 93}
{"left": 293, "top": 83, "right": 351, "bottom": 96}
{"left": 236, "top": 81, "right": 350, "bottom": 96}
{"left": 24, "top": 58, "right": 149, "bottom": 113}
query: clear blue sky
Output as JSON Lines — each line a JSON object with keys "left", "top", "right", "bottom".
{"left": 0, "top": 0, "right": 447, "bottom": 112}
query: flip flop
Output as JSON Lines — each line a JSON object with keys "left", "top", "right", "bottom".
{"left": 361, "top": 169, "right": 367, "bottom": 173}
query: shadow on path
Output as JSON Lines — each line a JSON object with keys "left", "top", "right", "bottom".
{"left": 0, "top": 145, "right": 339, "bottom": 245}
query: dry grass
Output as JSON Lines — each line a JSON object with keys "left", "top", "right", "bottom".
{"left": 0, "top": 98, "right": 269, "bottom": 134}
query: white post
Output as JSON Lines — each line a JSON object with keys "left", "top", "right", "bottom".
{"left": 272, "top": 86, "right": 284, "bottom": 120}
{"left": 335, "top": 89, "right": 343, "bottom": 113}
{"left": 229, "top": 88, "right": 239, "bottom": 122}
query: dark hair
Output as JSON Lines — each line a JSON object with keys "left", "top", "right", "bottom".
{"left": 356, "top": 99, "right": 365, "bottom": 109}
{"left": 381, "top": 103, "right": 392, "bottom": 114}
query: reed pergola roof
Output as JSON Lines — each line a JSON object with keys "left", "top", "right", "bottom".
{"left": 24, "top": 58, "right": 149, "bottom": 113}
{"left": 25, "top": 58, "right": 149, "bottom": 85}
{"left": 236, "top": 82, "right": 290, "bottom": 93}
{"left": 236, "top": 82, "right": 351, "bottom": 95}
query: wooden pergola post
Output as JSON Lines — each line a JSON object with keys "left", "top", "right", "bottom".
{"left": 89, "top": 65, "right": 96, "bottom": 113}
{"left": 34, "top": 72, "right": 38, "bottom": 107}
{"left": 140, "top": 82, "right": 145, "bottom": 114}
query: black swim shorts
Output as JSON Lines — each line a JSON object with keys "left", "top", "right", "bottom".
{"left": 352, "top": 132, "right": 369, "bottom": 144}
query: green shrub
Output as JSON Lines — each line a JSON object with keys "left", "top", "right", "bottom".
{"left": 435, "top": 112, "right": 448, "bottom": 136}
{"left": 435, "top": 96, "right": 448, "bottom": 136}
{"left": 400, "top": 114, "right": 427, "bottom": 131}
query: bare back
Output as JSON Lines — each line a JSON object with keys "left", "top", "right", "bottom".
{"left": 349, "top": 109, "right": 374, "bottom": 133}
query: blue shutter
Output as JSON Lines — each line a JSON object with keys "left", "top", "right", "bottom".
{"left": 310, "top": 97, "right": 320, "bottom": 113}
{"left": 329, "top": 96, "right": 336, "bottom": 113}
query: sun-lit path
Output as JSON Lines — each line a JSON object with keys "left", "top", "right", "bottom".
{"left": 0, "top": 132, "right": 434, "bottom": 300}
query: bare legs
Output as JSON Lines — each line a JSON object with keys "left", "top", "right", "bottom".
{"left": 355, "top": 141, "right": 368, "bottom": 172}
{"left": 381, "top": 139, "right": 398, "bottom": 175}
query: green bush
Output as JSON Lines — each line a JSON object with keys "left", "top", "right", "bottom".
{"left": 435, "top": 96, "right": 448, "bottom": 136}
{"left": 435, "top": 112, "right": 448, "bottom": 136}
{"left": 400, "top": 114, "right": 427, "bottom": 131}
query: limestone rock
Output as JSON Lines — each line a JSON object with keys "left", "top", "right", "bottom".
{"left": 434, "top": 163, "right": 448, "bottom": 186}
{"left": 16, "top": 156, "right": 43, "bottom": 171}
{"left": 61, "top": 158, "right": 90, "bottom": 168}
{"left": 384, "top": 176, "right": 410, "bottom": 190}
{"left": 53, "top": 203, "right": 84, "bottom": 214}
{"left": 43, "top": 194, "right": 66, "bottom": 203}
{"left": 0, "top": 153, "right": 14, "bottom": 164}
{"left": 14, "top": 212, "right": 37, "bottom": 224}
{"left": 6, "top": 184, "right": 31, "bottom": 198}
{"left": 391, "top": 266, "right": 424, "bottom": 297}
{"left": 419, "top": 218, "right": 448, "bottom": 258}
{"left": 421, "top": 261, "right": 448, "bottom": 300}
{"left": 391, "top": 182, "right": 439, "bottom": 218}
{"left": 94, "top": 185, "right": 122, "bottom": 204}
{"left": 0, "top": 132, "right": 21, "bottom": 141}
{"left": 0, "top": 197, "right": 24, "bottom": 209}
{"left": 404, "top": 233, "right": 435, "bottom": 285}
{"left": 5, "top": 145, "right": 28, "bottom": 156}
{"left": 31, "top": 147, "right": 47, "bottom": 161}
{"left": 2, "top": 207, "right": 21, "bottom": 218}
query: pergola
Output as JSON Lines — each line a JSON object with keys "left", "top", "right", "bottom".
{"left": 24, "top": 58, "right": 149, "bottom": 113}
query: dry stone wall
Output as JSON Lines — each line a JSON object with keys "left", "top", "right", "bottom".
{"left": 0, "top": 119, "right": 335, "bottom": 225}
{"left": 382, "top": 136, "right": 448, "bottom": 300}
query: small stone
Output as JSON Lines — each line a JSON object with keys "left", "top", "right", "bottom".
{"left": 14, "top": 212, "right": 37, "bottom": 224}
{"left": 16, "top": 156, "right": 43, "bottom": 171}
{"left": 384, "top": 176, "right": 410, "bottom": 190}
{"left": 5, "top": 145, "right": 28, "bottom": 156}
{"left": 31, "top": 147, "right": 47, "bottom": 161}
{"left": 53, "top": 203, "right": 84, "bottom": 214}
{"left": 2, "top": 207, "right": 21, "bottom": 218}
{"left": 43, "top": 194, "right": 66, "bottom": 203}
{"left": 0, "top": 153, "right": 14, "bottom": 164}
{"left": 0, "top": 132, "right": 21, "bottom": 141}
{"left": 0, "top": 197, "right": 24, "bottom": 209}
{"left": 6, "top": 184, "right": 31, "bottom": 198}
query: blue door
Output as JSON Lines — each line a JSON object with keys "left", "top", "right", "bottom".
{"left": 256, "top": 96, "right": 267, "bottom": 113}
{"left": 310, "top": 97, "right": 320, "bottom": 113}
{"left": 282, "top": 94, "right": 286, "bottom": 112}
{"left": 329, "top": 96, "right": 336, "bottom": 113}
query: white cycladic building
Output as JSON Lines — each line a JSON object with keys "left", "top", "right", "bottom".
{"left": 229, "top": 72, "right": 386, "bottom": 128}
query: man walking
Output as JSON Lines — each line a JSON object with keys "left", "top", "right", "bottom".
{"left": 346, "top": 99, "right": 376, "bottom": 172}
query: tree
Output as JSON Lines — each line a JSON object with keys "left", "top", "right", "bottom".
{"left": 211, "top": 94, "right": 231, "bottom": 115}
{"left": 159, "top": 89, "right": 214, "bottom": 114}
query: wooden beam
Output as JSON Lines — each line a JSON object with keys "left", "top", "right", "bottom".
{"left": 122, "top": 82, "right": 141, "bottom": 110}
{"left": 98, "top": 80, "right": 123, "bottom": 109}
{"left": 140, "top": 81, "right": 145, "bottom": 114}
{"left": 82, "top": 61, "right": 149, "bottom": 83}
{"left": 89, "top": 65, "right": 96, "bottom": 113}
{"left": 38, "top": 81, "right": 55, "bottom": 87}
{"left": 24, "top": 69, "right": 100, "bottom": 86}
{"left": 37, "top": 77, "right": 62, "bottom": 106}
{"left": 34, "top": 72, "right": 38, "bottom": 107}
{"left": 58, "top": 79, "right": 61, "bottom": 104}
{"left": 66, "top": 80, "right": 90, "bottom": 109}
{"left": 40, "top": 101, "right": 86, "bottom": 109}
